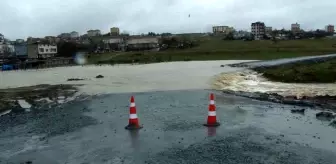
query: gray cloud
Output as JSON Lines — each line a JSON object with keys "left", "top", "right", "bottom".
{"left": 0, "top": 0, "right": 335, "bottom": 40}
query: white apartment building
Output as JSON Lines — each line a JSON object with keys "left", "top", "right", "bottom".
{"left": 251, "top": 22, "right": 265, "bottom": 40}
{"left": 28, "top": 43, "right": 57, "bottom": 58}
{"left": 37, "top": 44, "right": 57, "bottom": 58}
{"left": 87, "top": 30, "right": 101, "bottom": 37}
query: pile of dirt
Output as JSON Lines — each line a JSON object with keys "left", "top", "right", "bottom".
{"left": 0, "top": 84, "right": 80, "bottom": 113}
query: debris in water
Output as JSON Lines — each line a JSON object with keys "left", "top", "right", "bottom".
{"left": 17, "top": 100, "right": 32, "bottom": 110}
{"left": 329, "top": 120, "right": 336, "bottom": 128}
{"left": 0, "top": 110, "right": 11, "bottom": 116}
{"left": 291, "top": 109, "right": 305, "bottom": 114}
{"left": 316, "top": 112, "right": 335, "bottom": 121}
{"left": 96, "top": 75, "right": 104, "bottom": 78}
{"left": 67, "top": 78, "right": 85, "bottom": 81}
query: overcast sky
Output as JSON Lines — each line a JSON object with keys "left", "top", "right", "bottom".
{"left": 0, "top": 0, "right": 335, "bottom": 40}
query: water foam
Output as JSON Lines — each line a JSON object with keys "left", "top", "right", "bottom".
{"left": 211, "top": 70, "right": 336, "bottom": 97}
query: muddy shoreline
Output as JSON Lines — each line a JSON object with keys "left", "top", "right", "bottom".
{"left": 1, "top": 84, "right": 334, "bottom": 115}
{"left": 0, "top": 84, "right": 81, "bottom": 114}
{"left": 221, "top": 56, "right": 336, "bottom": 111}
{"left": 222, "top": 90, "right": 336, "bottom": 111}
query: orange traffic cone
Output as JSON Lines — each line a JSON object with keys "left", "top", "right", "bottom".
{"left": 204, "top": 93, "right": 220, "bottom": 127}
{"left": 125, "top": 96, "right": 143, "bottom": 130}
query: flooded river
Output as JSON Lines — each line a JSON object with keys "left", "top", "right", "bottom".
{"left": 1, "top": 60, "right": 335, "bottom": 97}
{"left": 0, "top": 61, "right": 248, "bottom": 95}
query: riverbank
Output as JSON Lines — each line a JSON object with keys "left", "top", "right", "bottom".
{"left": 253, "top": 58, "right": 336, "bottom": 83}
{"left": 213, "top": 56, "right": 336, "bottom": 112}
{"left": 88, "top": 39, "right": 336, "bottom": 65}
{"left": 0, "top": 84, "right": 79, "bottom": 114}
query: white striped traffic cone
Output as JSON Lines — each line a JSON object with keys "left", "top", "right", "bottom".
{"left": 204, "top": 93, "right": 220, "bottom": 127}
{"left": 125, "top": 96, "right": 143, "bottom": 130}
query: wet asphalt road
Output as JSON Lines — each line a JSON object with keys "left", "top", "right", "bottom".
{"left": 1, "top": 89, "right": 336, "bottom": 164}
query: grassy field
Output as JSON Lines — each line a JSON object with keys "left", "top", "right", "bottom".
{"left": 254, "top": 58, "right": 336, "bottom": 83}
{"left": 88, "top": 38, "right": 336, "bottom": 64}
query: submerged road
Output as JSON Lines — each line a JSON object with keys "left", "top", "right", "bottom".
{"left": 1, "top": 89, "right": 336, "bottom": 164}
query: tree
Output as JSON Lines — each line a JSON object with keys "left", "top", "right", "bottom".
{"left": 161, "top": 33, "right": 172, "bottom": 37}
{"left": 120, "top": 31, "right": 130, "bottom": 36}
{"left": 2, "top": 45, "right": 14, "bottom": 57}
{"left": 57, "top": 41, "right": 78, "bottom": 57}
{"left": 148, "top": 32, "right": 156, "bottom": 36}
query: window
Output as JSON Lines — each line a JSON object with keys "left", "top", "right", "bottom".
{"left": 39, "top": 48, "right": 44, "bottom": 52}
{"left": 46, "top": 49, "right": 48, "bottom": 52}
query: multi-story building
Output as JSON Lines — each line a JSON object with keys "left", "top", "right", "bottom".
{"left": 87, "top": 30, "right": 101, "bottom": 37}
{"left": 27, "top": 42, "right": 57, "bottom": 59}
{"left": 70, "top": 31, "right": 79, "bottom": 38}
{"left": 251, "top": 22, "right": 265, "bottom": 40}
{"left": 110, "top": 27, "right": 120, "bottom": 36}
{"left": 212, "top": 26, "right": 234, "bottom": 34}
{"left": 325, "top": 25, "right": 335, "bottom": 33}
{"left": 291, "top": 23, "right": 300, "bottom": 33}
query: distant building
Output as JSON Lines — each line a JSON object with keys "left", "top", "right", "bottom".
{"left": 14, "top": 44, "right": 28, "bottom": 57}
{"left": 103, "top": 37, "right": 124, "bottom": 44}
{"left": 265, "top": 27, "right": 272, "bottom": 35}
{"left": 58, "top": 33, "right": 71, "bottom": 39}
{"left": 15, "top": 39, "right": 25, "bottom": 44}
{"left": 325, "top": 25, "right": 335, "bottom": 33}
{"left": 27, "top": 42, "right": 57, "bottom": 59}
{"left": 212, "top": 26, "right": 234, "bottom": 34}
{"left": 251, "top": 22, "right": 265, "bottom": 40}
{"left": 70, "top": 31, "right": 79, "bottom": 38}
{"left": 126, "top": 36, "right": 160, "bottom": 51}
{"left": 87, "top": 30, "right": 101, "bottom": 37}
{"left": 102, "top": 36, "right": 124, "bottom": 51}
{"left": 291, "top": 23, "right": 300, "bottom": 33}
{"left": 110, "top": 27, "right": 120, "bottom": 36}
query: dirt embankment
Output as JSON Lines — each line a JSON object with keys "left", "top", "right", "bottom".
{"left": 0, "top": 84, "right": 80, "bottom": 113}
